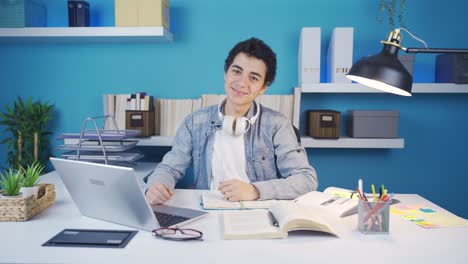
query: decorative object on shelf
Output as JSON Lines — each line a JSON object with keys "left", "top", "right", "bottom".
{"left": 0, "top": 96, "right": 55, "bottom": 169}
{"left": 126, "top": 111, "right": 155, "bottom": 137}
{"left": 435, "top": 54, "right": 468, "bottom": 84}
{"left": 346, "top": 28, "right": 468, "bottom": 96}
{"left": 19, "top": 161, "right": 44, "bottom": 199}
{"left": 0, "top": 168, "right": 23, "bottom": 198}
{"left": 68, "top": 0, "right": 90, "bottom": 27}
{"left": 0, "top": 183, "right": 56, "bottom": 221}
{"left": 0, "top": 0, "right": 46, "bottom": 28}
{"left": 347, "top": 110, "right": 399, "bottom": 139}
{"left": 377, "top": 0, "right": 406, "bottom": 30}
{"left": 115, "top": 0, "right": 170, "bottom": 29}
{"left": 307, "top": 110, "right": 340, "bottom": 139}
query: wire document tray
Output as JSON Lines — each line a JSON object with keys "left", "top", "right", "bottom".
{"left": 56, "top": 115, "right": 142, "bottom": 164}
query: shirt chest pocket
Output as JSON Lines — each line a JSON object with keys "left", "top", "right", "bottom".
{"left": 252, "top": 150, "right": 277, "bottom": 181}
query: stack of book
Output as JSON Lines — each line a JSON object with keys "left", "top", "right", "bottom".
{"left": 103, "top": 93, "right": 154, "bottom": 130}
{"left": 103, "top": 93, "right": 295, "bottom": 138}
{"left": 0, "top": 0, "right": 46, "bottom": 27}
{"left": 67, "top": 1, "right": 90, "bottom": 27}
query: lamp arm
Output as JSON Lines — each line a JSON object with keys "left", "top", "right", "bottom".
{"left": 405, "top": 47, "right": 468, "bottom": 54}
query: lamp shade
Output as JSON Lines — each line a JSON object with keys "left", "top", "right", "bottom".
{"left": 346, "top": 44, "right": 413, "bottom": 96}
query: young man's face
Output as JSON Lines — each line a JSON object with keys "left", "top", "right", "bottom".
{"left": 224, "top": 52, "right": 268, "bottom": 111}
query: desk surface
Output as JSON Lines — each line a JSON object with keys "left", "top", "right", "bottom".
{"left": 1, "top": 171, "right": 467, "bottom": 264}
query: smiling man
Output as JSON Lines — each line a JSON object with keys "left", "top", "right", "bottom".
{"left": 145, "top": 38, "right": 318, "bottom": 204}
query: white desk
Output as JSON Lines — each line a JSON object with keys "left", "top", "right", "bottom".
{"left": 1, "top": 172, "right": 467, "bottom": 264}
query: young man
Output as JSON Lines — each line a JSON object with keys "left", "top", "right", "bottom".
{"left": 146, "top": 38, "right": 318, "bottom": 204}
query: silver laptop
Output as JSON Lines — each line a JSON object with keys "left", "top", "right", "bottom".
{"left": 50, "top": 157, "right": 207, "bottom": 231}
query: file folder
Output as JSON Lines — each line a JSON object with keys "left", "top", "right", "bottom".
{"left": 298, "top": 27, "right": 321, "bottom": 86}
{"left": 327, "top": 27, "right": 354, "bottom": 83}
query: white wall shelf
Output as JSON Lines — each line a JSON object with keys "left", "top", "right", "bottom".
{"left": 0, "top": 27, "right": 173, "bottom": 43}
{"left": 301, "top": 136, "right": 404, "bottom": 149}
{"left": 65, "top": 136, "right": 404, "bottom": 149}
{"left": 301, "top": 83, "right": 468, "bottom": 94}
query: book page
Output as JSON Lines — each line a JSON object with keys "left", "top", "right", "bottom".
{"left": 201, "top": 191, "right": 290, "bottom": 210}
{"left": 294, "top": 191, "right": 358, "bottom": 218}
{"left": 223, "top": 210, "right": 282, "bottom": 239}
{"left": 270, "top": 203, "right": 340, "bottom": 237}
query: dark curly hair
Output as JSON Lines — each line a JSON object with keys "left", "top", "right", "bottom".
{"left": 224, "top": 38, "right": 277, "bottom": 86}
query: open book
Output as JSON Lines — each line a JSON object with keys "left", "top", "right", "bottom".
{"left": 202, "top": 187, "right": 358, "bottom": 217}
{"left": 201, "top": 191, "right": 290, "bottom": 210}
{"left": 223, "top": 203, "right": 341, "bottom": 239}
{"left": 295, "top": 187, "right": 359, "bottom": 217}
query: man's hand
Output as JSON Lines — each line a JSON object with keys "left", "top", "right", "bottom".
{"left": 218, "top": 179, "right": 260, "bottom": 201}
{"left": 146, "top": 182, "right": 174, "bottom": 204}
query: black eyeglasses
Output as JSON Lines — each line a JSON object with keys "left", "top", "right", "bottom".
{"left": 152, "top": 227, "right": 203, "bottom": 241}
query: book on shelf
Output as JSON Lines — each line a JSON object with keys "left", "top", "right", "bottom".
{"left": 223, "top": 202, "right": 341, "bottom": 240}
{"left": 201, "top": 94, "right": 225, "bottom": 108}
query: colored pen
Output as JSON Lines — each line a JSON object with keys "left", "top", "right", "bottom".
{"left": 364, "top": 193, "right": 392, "bottom": 222}
{"left": 371, "top": 184, "right": 377, "bottom": 202}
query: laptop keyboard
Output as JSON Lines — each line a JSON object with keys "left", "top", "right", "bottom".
{"left": 154, "top": 211, "right": 190, "bottom": 228}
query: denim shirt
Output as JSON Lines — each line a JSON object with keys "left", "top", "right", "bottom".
{"left": 146, "top": 103, "right": 318, "bottom": 200}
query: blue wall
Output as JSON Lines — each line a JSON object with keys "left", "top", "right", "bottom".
{"left": 1, "top": 0, "right": 468, "bottom": 218}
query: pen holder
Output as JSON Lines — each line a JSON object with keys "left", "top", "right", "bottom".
{"left": 358, "top": 199, "right": 390, "bottom": 234}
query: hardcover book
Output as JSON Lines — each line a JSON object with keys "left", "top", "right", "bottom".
{"left": 223, "top": 203, "right": 341, "bottom": 240}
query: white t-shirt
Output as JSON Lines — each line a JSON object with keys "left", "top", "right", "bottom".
{"left": 210, "top": 129, "right": 250, "bottom": 191}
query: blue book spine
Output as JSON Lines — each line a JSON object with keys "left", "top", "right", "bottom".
{"left": 76, "top": 1, "right": 90, "bottom": 27}
{"left": 68, "top": 1, "right": 76, "bottom": 27}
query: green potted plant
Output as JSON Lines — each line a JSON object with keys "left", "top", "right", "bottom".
{"left": 377, "top": 0, "right": 414, "bottom": 75}
{"left": 378, "top": 0, "right": 406, "bottom": 30}
{"left": 0, "top": 96, "right": 55, "bottom": 169}
{"left": 19, "top": 161, "right": 44, "bottom": 199}
{"left": 0, "top": 168, "right": 23, "bottom": 198}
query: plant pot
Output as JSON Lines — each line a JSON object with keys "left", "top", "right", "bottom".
{"left": 20, "top": 186, "right": 39, "bottom": 199}
{"left": 0, "top": 192, "right": 23, "bottom": 199}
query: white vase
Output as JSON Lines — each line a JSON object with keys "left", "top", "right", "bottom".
{"left": 20, "top": 186, "right": 39, "bottom": 199}
{"left": 0, "top": 192, "right": 23, "bottom": 199}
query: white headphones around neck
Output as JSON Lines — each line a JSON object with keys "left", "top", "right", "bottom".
{"left": 217, "top": 99, "right": 260, "bottom": 136}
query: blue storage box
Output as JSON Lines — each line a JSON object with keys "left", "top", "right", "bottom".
{"left": 0, "top": 0, "right": 47, "bottom": 27}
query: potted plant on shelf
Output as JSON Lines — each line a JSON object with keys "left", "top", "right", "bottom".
{"left": 377, "top": 0, "right": 414, "bottom": 75}
{"left": 0, "top": 168, "right": 23, "bottom": 198}
{"left": 377, "top": 0, "right": 406, "bottom": 30}
{"left": 19, "top": 161, "right": 44, "bottom": 199}
{"left": 0, "top": 96, "right": 55, "bottom": 169}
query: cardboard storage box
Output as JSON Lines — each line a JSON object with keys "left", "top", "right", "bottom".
{"left": 0, "top": 0, "right": 46, "bottom": 27}
{"left": 126, "top": 110, "right": 155, "bottom": 137}
{"left": 114, "top": 0, "right": 169, "bottom": 29}
{"left": 307, "top": 110, "right": 340, "bottom": 139}
{"left": 347, "top": 110, "right": 399, "bottom": 138}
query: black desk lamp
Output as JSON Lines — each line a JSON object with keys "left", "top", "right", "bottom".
{"left": 346, "top": 28, "right": 468, "bottom": 96}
